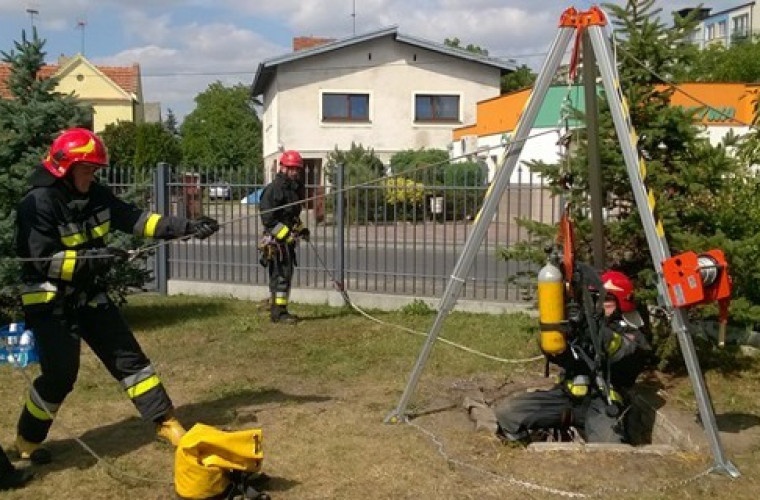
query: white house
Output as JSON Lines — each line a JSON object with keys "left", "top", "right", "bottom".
{"left": 251, "top": 26, "right": 516, "bottom": 187}
{"left": 452, "top": 82, "right": 758, "bottom": 184}
{"left": 678, "top": 2, "right": 759, "bottom": 48}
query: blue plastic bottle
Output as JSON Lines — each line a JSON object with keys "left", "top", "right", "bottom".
{"left": 0, "top": 322, "right": 39, "bottom": 368}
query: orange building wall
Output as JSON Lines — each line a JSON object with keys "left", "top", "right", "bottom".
{"left": 453, "top": 88, "right": 530, "bottom": 140}
{"left": 455, "top": 83, "right": 759, "bottom": 140}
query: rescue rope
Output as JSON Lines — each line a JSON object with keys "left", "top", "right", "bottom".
{"left": 305, "top": 238, "right": 544, "bottom": 365}
{"left": 7, "top": 356, "right": 173, "bottom": 486}
{"left": 3, "top": 127, "right": 562, "bottom": 265}
{"left": 408, "top": 416, "right": 715, "bottom": 499}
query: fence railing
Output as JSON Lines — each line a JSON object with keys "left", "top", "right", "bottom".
{"left": 105, "top": 161, "right": 560, "bottom": 303}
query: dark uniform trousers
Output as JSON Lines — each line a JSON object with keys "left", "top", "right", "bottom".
{"left": 19, "top": 300, "right": 172, "bottom": 443}
{"left": 259, "top": 171, "right": 304, "bottom": 315}
{"left": 267, "top": 243, "right": 296, "bottom": 303}
{"left": 14, "top": 166, "right": 193, "bottom": 445}
{"left": 494, "top": 385, "right": 625, "bottom": 443}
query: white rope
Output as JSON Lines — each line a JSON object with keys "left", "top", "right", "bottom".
{"left": 305, "top": 239, "right": 543, "bottom": 365}
{"left": 408, "top": 416, "right": 715, "bottom": 499}
{"left": 2, "top": 339, "right": 173, "bottom": 486}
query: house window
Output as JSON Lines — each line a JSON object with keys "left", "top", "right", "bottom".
{"left": 321, "top": 92, "right": 369, "bottom": 122}
{"left": 706, "top": 23, "right": 715, "bottom": 40}
{"left": 414, "top": 94, "right": 460, "bottom": 122}
{"left": 717, "top": 20, "right": 727, "bottom": 39}
{"left": 732, "top": 14, "right": 749, "bottom": 39}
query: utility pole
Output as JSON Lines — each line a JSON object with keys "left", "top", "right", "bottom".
{"left": 25, "top": 8, "right": 39, "bottom": 30}
{"left": 351, "top": 0, "right": 356, "bottom": 35}
{"left": 76, "top": 18, "right": 87, "bottom": 55}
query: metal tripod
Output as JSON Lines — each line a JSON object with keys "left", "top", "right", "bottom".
{"left": 386, "top": 5, "right": 739, "bottom": 477}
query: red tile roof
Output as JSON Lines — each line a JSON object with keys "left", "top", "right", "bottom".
{"left": 293, "top": 36, "right": 335, "bottom": 51}
{"left": 0, "top": 60, "right": 139, "bottom": 99}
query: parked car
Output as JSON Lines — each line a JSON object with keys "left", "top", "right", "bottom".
{"left": 208, "top": 182, "right": 232, "bottom": 200}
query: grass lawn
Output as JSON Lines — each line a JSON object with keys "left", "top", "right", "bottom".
{"left": 1, "top": 294, "right": 759, "bottom": 499}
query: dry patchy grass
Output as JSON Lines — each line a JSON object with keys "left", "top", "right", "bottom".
{"left": 0, "top": 294, "right": 758, "bottom": 499}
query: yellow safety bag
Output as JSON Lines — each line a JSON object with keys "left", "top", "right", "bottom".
{"left": 175, "top": 423, "right": 263, "bottom": 500}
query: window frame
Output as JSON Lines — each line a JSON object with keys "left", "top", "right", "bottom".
{"left": 412, "top": 92, "right": 462, "bottom": 125}
{"left": 320, "top": 91, "right": 371, "bottom": 124}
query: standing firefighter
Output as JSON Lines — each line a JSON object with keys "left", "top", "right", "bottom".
{"left": 259, "top": 150, "right": 308, "bottom": 324}
{"left": 14, "top": 128, "right": 220, "bottom": 464}
{"left": 495, "top": 269, "right": 651, "bottom": 444}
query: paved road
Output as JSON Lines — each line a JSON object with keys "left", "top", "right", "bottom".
{"left": 168, "top": 238, "right": 534, "bottom": 301}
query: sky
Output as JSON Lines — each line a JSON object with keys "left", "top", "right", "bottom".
{"left": 0, "top": 1, "right": 738, "bottom": 121}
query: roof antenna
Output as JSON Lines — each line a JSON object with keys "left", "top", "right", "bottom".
{"left": 76, "top": 17, "right": 87, "bottom": 55}
{"left": 351, "top": 0, "right": 356, "bottom": 35}
{"left": 25, "top": 7, "right": 39, "bottom": 30}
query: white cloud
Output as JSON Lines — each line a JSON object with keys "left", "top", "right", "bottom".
{"left": 1, "top": 0, "right": 725, "bottom": 120}
{"left": 94, "top": 22, "right": 285, "bottom": 119}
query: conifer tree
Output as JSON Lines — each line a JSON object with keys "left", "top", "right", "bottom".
{"left": 500, "top": 1, "right": 755, "bottom": 365}
{"left": 0, "top": 29, "right": 90, "bottom": 316}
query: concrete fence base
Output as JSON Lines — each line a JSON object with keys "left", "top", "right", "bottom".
{"left": 167, "top": 279, "right": 535, "bottom": 316}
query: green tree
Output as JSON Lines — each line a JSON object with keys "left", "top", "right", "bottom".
{"left": 684, "top": 36, "right": 760, "bottom": 82}
{"left": 134, "top": 122, "right": 182, "bottom": 172}
{"left": 389, "top": 148, "right": 449, "bottom": 184}
{"left": 181, "top": 82, "right": 263, "bottom": 181}
{"left": 501, "top": 64, "right": 537, "bottom": 93}
{"left": 100, "top": 120, "right": 137, "bottom": 168}
{"left": 0, "top": 29, "right": 90, "bottom": 318}
{"left": 444, "top": 37, "right": 489, "bottom": 56}
{"left": 500, "top": 0, "right": 756, "bottom": 367}
{"left": 324, "top": 142, "right": 385, "bottom": 223}
{"left": 164, "top": 108, "right": 179, "bottom": 136}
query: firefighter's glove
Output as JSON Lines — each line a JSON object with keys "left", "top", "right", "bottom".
{"left": 106, "top": 247, "right": 131, "bottom": 263}
{"left": 297, "top": 227, "right": 311, "bottom": 242}
{"left": 188, "top": 216, "right": 219, "bottom": 240}
{"left": 87, "top": 247, "right": 127, "bottom": 276}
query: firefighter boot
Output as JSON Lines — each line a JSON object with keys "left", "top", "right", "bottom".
{"left": 156, "top": 416, "right": 186, "bottom": 446}
{"left": 14, "top": 435, "right": 52, "bottom": 465}
{"left": 271, "top": 304, "right": 298, "bottom": 324}
{"left": 0, "top": 466, "right": 33, "bottom": 491}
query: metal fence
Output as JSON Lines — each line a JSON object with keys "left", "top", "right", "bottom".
{"left": 106, "top": 161, "right": 561, "bottom": 303}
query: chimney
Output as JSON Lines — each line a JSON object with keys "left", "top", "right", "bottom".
{"left": 293, "top": 36, "right": 335, "bottom": 51}
{"left": 58, "top": 53, "right": 70, "bottom": 66}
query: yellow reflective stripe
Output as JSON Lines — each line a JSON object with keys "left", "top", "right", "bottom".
{"left": 125, "top": 375, "right": 161, "bottom": 399}
{"left": 26, "top": 396, "right": 53, "bottom": 421}
{"left": 144, "top": 214, "right": 161, "bottom": 238}
{"left": 60, "top": 250, "right": 76, "bottom": 281}
{"left": 61, "top": 232, "right": 88, "bottom": 247}
{"left": 656, "top": 220, "right": 665, "bottom": 238}
{"left": 609, "top": 388, "right": 623, "bottom": 403}
{"left": 275, "top": 225, "right": 290, "bottom": 240}
{"left": 607, "top": 332, "right": 622, "bottom": 355}
{"left": 91, "top": 221, "right": 110, "bottom": 239}
{"left": 22, "top": 291, "right": 57, "bottom": 305}
{"left": 647, "top": 189, "right": 656, "bottom": 211}
{"left": 274, "top": 297, "right": 288, "bottom": 305}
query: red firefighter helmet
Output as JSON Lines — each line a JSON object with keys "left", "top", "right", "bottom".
{"left": 601, "top": 270, "right": 636, "bottom": 313}
{"left": 279, "top": 150, "right": 304, "bottom": 169}
{"left": 42, "top": 128, "right": 109, "bottom": 178}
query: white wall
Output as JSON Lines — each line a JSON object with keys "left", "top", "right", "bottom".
{"left": 453, "top": 124, "right": 751, "bottom": 185}
{"left": 262, "top": 35, "right": 502, "bottom": 178}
